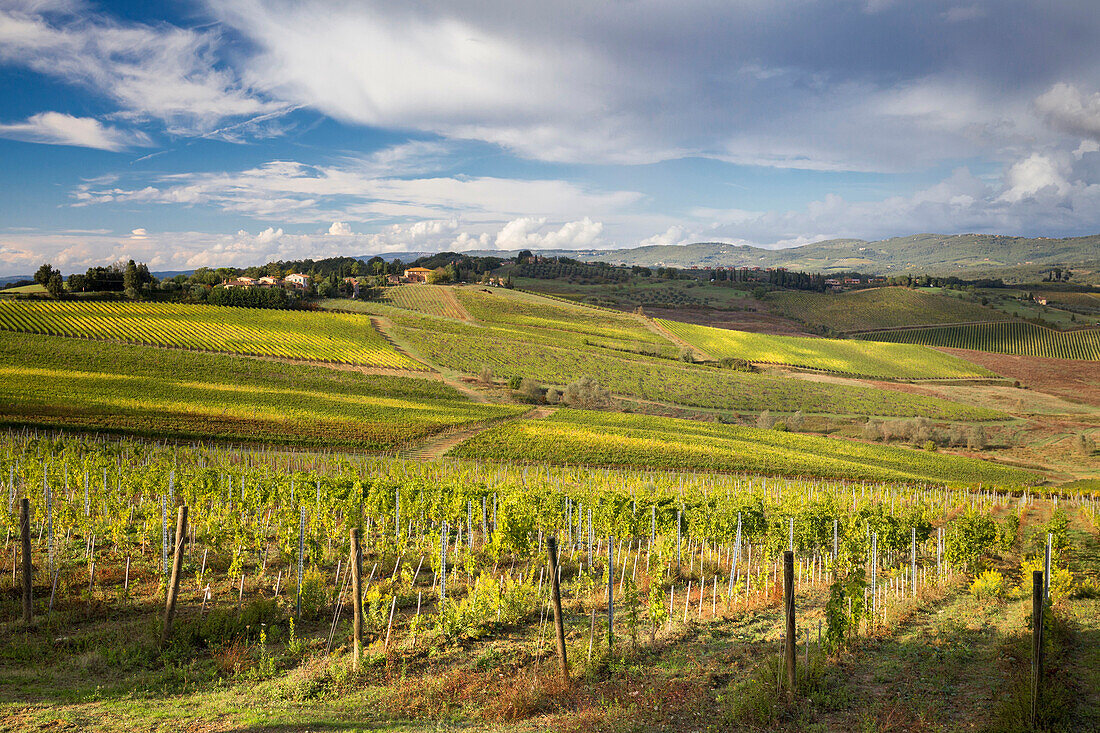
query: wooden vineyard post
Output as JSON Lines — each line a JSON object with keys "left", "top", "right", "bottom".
{"left": 547, "top": 536, "right": 568, "bottom": 682}
{"left": 351, "top": 529, "right": 363, "bottom": 668}
{"left": 784, "top": 550, "right": 795, "bottom": 700}
{"left": 20, "top": 498, "right": 32, "bottom": 625}
{"left": 162, "top": 505, "right": 188, "bottom": 646}
{"left": 1032, "top": 569, "right": 1044, "bottom": 727}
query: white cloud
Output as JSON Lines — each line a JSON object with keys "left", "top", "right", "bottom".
{"left": 129, "top": 227, "right": 148, "bottom": 239}
{"left": 0, "top": 112, "right": 150, "bottom": 150}
{"left": 998, "top": 153, "right": 1071, "bottom": 203}
{"left": 326, "top": 221, "right": 353, "bottom": 236}
{"left": 1034, "top": 82, "right": 1100, "bottom": 141}
{"left": 493, "top": 217, "right": 604, "bottom": 250}
{"left": 0, "top": 3, "right": 280, "bottom": 136}
{"left": 638, "top": 225, "right": 690, "bottom": 247}
{"left": 69, "top": 157, "right": 643, "bottom": 224}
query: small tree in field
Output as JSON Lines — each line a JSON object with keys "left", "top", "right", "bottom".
{"left": 478, "top": 365, "right": 494, "bottom": 385}
{"left": 756, "top": 410, "right": 775, "bottom": 430}
{"left": 562, "top": 377, "right": 610, "bottom": 409}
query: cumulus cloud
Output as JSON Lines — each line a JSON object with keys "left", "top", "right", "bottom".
{"left": 326, "top": 221, "right": 353, "bottom": 236}
{"left": 0, "top": 112, "right": 151, "bottom": 150}
{"left": 1034, "top": 82, "right": 1100, "bottom": 141}
{"left": 493, "top": 217, "right": 603, "bottom": 250}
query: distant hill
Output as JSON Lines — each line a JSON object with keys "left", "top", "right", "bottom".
{"left": 578, "top": 234, "right": 1100, "bottom": 277}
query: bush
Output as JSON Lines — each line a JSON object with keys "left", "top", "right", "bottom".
{"left": 970, "top": 570, "right": 1005, "bottom": 599}
{"left": 545, "top": 387, "right": 561, "bottom": 404}
{"left": 479, "top": 365, "right": 494, "bottom": 385}
{"left": 298, "top": 566, "right": 329, "bottom": 620}
{"left": 507, "top": 375, "right": 522, "bottom": 390}
{"left": 561, "top": 376, "right": 610, "bottom": 409}
{"left": 519, "top": 378, "right": 544, "bottom": 401}
{"left": 756, "top": 410, "right": 775, "bottom": 430}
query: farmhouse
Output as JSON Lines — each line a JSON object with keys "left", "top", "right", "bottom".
{"left": 284, "top": 273, "right": 310, "bottom": 288}
{"left": 258, "top": 276, "right": 280, "bottom": 286}
{"left": 404, "top": 267, "right": 433, "bottom": 283}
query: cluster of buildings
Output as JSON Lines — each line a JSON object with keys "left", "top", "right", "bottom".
{"left": 222, "top": 273, "right": 311, "bottom": 289}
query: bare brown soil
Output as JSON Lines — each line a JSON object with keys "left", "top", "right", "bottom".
{"left": 643, "top": 305, "right": 815, "bottom": 336}
{"left": 936, "top": 348, "right": 1100, "bottom": 407}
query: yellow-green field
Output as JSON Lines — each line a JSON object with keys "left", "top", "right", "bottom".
{"left": 658, "top": 318, "right": 994, "bottom": 379}
{"left": 0, "top": 300, "right": 427, "bottom": 369}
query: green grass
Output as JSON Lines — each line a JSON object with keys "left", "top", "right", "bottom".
{"left": 658, "top": 318, "right": 994, "bottom": 379}
{"left": 450, "top": 408, "right": 1036, "bottom": 485}
{"left": 857, "top": 321, "right": 1100, "bottom": 360}
{"left": 0, "top": 283, "right": 47, "bottom": 295}
{"left": 0, "top": 331, "right": 521, "bottom": 449}
{"left": 767, "top": 287, "right": 1010, "bottom": 332}
{"left": 0, "top": 300, "right": 427, "bottom": 369}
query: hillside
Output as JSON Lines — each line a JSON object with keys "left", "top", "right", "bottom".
{"left": 570, "top": 233, "right": 1100, "bottom": 278}
{"left": 767, "top": 287, "right": 1012, "bottom": 332}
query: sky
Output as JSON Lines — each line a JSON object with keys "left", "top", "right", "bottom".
{"left": 3, "top": 0, "right": 1100, "bottom": 274}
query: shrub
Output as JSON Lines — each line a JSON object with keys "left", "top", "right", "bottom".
{"left": 545, "top": 387, "right": 561, "bottom": 404}
{"left": 970, "top": 570, "right": 1004, "bottom": 599}
{"left": 479, "top": 365, "right": 494, "bottom": 384}
{"left": 786, "top": 410, "right": 805, "bottom": 432}
{"left": 298, "top": 566, "right": 329, "bottom": 621}
{"left": 561, "top": 376, "right": 610, "bottom": 409}
{"left": 1050, "top": 568, "right": 1075, "bottom": 603}
{"left": 507, "top": 375, "right": 522, "bottom": 390}
{"left": 756, "top": 410, "right": 775, "bottom": 430}
{"left": 519, "top": 378, "right": 544, "bottom": 401}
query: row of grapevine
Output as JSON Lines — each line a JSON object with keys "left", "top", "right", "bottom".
{"left": 0, "top": 300, "right": 428, "bottom": 369}
{"left": 857, "top": 321, "right": 1100, "bottom": 361}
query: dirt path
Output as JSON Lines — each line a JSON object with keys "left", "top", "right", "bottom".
{"left": 403, "top": 406, "right": 558, "bottom": 460}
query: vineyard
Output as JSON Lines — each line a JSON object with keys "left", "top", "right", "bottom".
{"left": 373, "top": 285, "right": 468, "bottom": 320}
{"left": 394, "top": 316, "right": 1002, "bottom": 419}
{"left": 1, "top": 433, "right": 1092, "bottom": 730}
{"left": 0, "top": 331, "right": 520, "bottom": 449}
{"left": 657, "top": 318, "right": 994, "bottom": 379}
{"left": 0, "top": 300, "right": 427, "bottom": 369}
{"left": 767, "top": 287, "right": 1009, "bottom": 332}
{"left": 449, "top": 409, "right": 1037, "bottom": 485}
{"left": 857, "top": 321, "right": 1100, "bottom": 361}
{"left": 456, "top": 287, "right": 669, "bottom": 349}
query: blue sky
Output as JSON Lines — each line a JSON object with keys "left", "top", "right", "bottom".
{"left": 3, "top": 0, "right": 1100, "bottom": 274}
